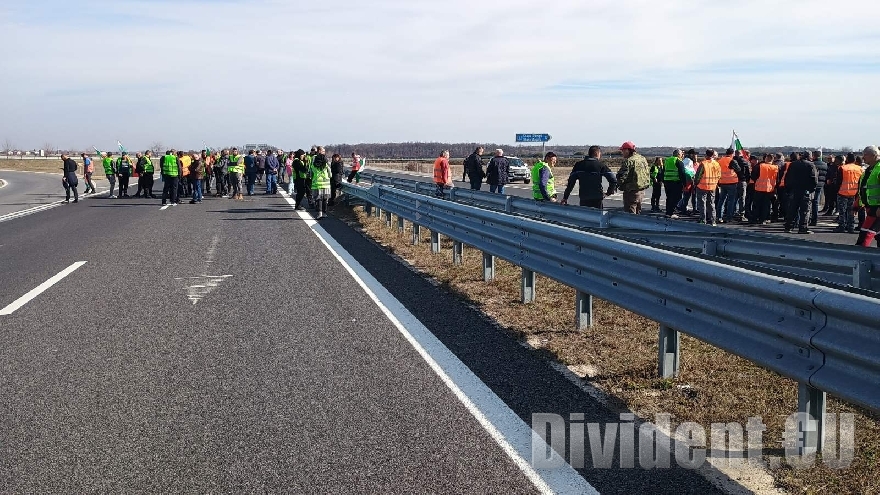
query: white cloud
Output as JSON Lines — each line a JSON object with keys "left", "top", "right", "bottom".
{"left": 1, "top": 0, "right": 878, "bottom": 150}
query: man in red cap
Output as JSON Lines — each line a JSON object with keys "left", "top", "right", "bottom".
{"left": 615, "top": 141, "right": 651, "bottom": 214}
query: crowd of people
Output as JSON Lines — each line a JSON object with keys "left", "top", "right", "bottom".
{"left": 59, "top": 146, "right": 370, "bottom": 219}
{"left": 438, "top": 143, "right": 880, "bottom": 248}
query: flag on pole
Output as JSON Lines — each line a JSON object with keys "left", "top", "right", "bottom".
{"left": 117, "top": 141, "right": 126, "bottom": 154}
{"left": 93, "top": 146, "right": 103, "bottom": 157}
{"left": 731, "top": 130, "right": 749, "bottom": 161}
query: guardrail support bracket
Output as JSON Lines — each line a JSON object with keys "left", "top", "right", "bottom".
{"left": 374, "top": 206, "right": 381, "bottom": 218}
{"left": 853, "top": 260, "right": 872, "bottom": 289}
{"left": 384, "top": 211, "right": 392, "bottom": 227}
{"left": 453, "top": 241, "right": 464, "bottom": 265}
{"left": 702, "top": 240, "right": 717, "bottom": 256}
{"left": 397, "top": 216, "right": 405, "bottom": 233}
{"left": 797, "top": 383, "right": 826, "bottom": 455}
{"left": 576, "top": 291, "right": 593, "bottom": 329}
{"left": 521, "top": 269, "right": 536, "bottom": 303}
{"left": 431, "top": 231, "right": 441, "bottom": 253}
{"left": 412, "top": 224, "right": 421, "bottom": 245}
{"left": 364, "top": 203, "right": 373, "bottom": 216}
{"left": 483, "top": 253, "right": 495, "bottom": 281}
{"left": 658, "top": 325, "right": 680, "bottom": 378}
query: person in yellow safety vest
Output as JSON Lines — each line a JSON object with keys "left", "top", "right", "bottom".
{"left": 160, "top": 150, "right": 180, "bottom": 206}
{"left": 749, "top": 154, "right": 779, "bottom": 225}
{"left": 310, "top": 146, "right": 332, "bottom": 219}
{"left": 531, "top": 152, "right": 557, "bottom": 202}
{"left": 835, "top": 157, "right": 864, "bottom": 233}
{"left": 715, "top": 147, "right": 741, "bottom": 223}
{"left": 141, "top": 150, "right": 156, "bottom": 199}
{"left": 855, "top": 145, "right": 880, "bottom": 247}
{"left": 433, "top": 150, "right": 452, "bottom": 198}
{"left": 102, "top": 152, "right": 117, "bottom": 198}
{"left": 228, "top": 147, "right": 244, "bottom": 200}
{"left": 178, "top": 151, "right": 192, "bottom": 198}
{"left": 693, "top": 149, "right": 721, "bottom": 225}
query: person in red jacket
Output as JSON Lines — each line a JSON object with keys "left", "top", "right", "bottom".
{"left": 433, "top": 150, "right": 452, "bottom": 198}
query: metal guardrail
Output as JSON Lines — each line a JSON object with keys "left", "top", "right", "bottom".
{"left": 357, "top": 171, "right": 880, "bottom": 292}
{"left": 342, "top": 182, "right": 880, "bottom": 451}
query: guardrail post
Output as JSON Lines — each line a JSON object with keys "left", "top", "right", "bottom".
{"left": 431, "top": 231, "right": 441, "bottom": 253}
{"left": 521, "top": 269, "right": 536, "bottom": 303}
{"left": 657, "top": 325, "right": 680, "bottom": 378}
{"left": 797, "top": 383, "right": 826, "bottom": 455}
{"left": 853, "top": 260, "right": 872, "bottom": 289}
{"left": 365, "top": 203, "right": 373, "bottom": 216}
{"left": 575, "top": 291, "right": 593, "bottom": 329}
{"left": 505, "top": 196, "right": 514, "bottom": 213}
{"left": 374, "top": 206, "right": 381, "bottom": 218}
{"left": 449, "top": 188, "right": 457, "bottom": 202}
{"left": 453, "top": 241, "right": 463, "bottom": 265}
{"left": 397, "top": 216, "right": 405, "bottom": 233}
{"left": 412, "top": 224, "right": 421, "bottom": 245}
{"left": 483, "top": 252, "right": 495, "bottom": 281}
{"left": 384, "top": 211, "right": 392, "bottom": 227}
{"left": 598, "top": 210, "right": 610, "bottom": 228}
{"left": 702, "top": 240, "right": 717, "bottom": 256}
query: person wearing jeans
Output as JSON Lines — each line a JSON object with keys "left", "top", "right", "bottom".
{"left": 264, "top": 150, "right": 280, "bottom": 194}
{"left": 81, "top": 153, "right": 95, "bottom": 194}
{"left": 485, "top": 149, "right": 509, "bottom": 194}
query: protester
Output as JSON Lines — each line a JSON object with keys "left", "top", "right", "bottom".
{"left": 531, "top": 152, "right": 557, "bottom": 202}
{"left": 783, "top": 151, "right": 819, "bottom": 234}
{"left": 348, "top": 152, "right": 362, "bottom": 183}
{"left": 310, "top": 148, "right": 331, "bottom": 218}
{"left": 485, "top": 149, "right": 509, "bottom": 194}
{"left": 463, "top": 146, "right": 485, "bottom": 190}
{"left": 674, "top": 149, "right": 698, "bottom": 216}
{"left": 693, "top": 149, "right": 720, "bottom": 225}
{"left": 81, "top": 153, "right": 95, "bottom": 194}
{"left": 615, "top": 141, "right": 650, "bottom": 214}
{"left": 329, "top": 153, "right": 344, "bottom": 205}
{"left": 822, "top": 155, "right": 843, "bottom": 216}
{"left": 561, "top": 145, "right": 616, "bottom": 208}
{"left": 292, "top": 149, "right": 309, "bottom": 210}
{"left": 855, "top": 146, "right": 880, "bottom": 247}
{"left": 265, "top": 148, "right": 280, "bottom": 194}
{"left": 715, "top": 148, "right": 740, "bottom": 223}
{"left": 189, "top": 152, "right": 204, "bottom": 204}
{"left": 835, "top": 156, "right": 863, "bottom": 233}
{"left": 116, "top": 151, "right": 133, "bottom": 198}
{"left": 102, "top": 152, "right": 117, "bottom": 198}
{"left": 662, "top": 149, "right": 685, "bottom": 216}
{"left": 749, "top": 154, "right": 778, "bottom": 225}
{"left": 433, "top": 150, "right": 452, "bottom": 197}
{"left": 649, "top": 157, "right": 662, "bottom": 212}
{"left": 160, "top": 150, "right": 180, "bottom": 206}
{"left": 809, "top": 150, "right": 827, "bottom": 226}
{"left": 244, "top": 149, "right": 258, "bottom": 196}
{"left": 60, "top": 153, "right": 79, "bottom": 203}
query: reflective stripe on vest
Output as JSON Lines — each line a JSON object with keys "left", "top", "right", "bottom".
{"left": 754, "top": 163, "right": 778, "bottom": 193}
{"left": 531, "top": 162, "right": 555, "bottom": 199}
{"left": 143, "top": 157, "right": 153, "bottom": 173}
{"left": 311, "top": 165, "right": 330, "bottom": 189}
{"left": 228, "top": 155, "right": 243, "bottom": 174}
{"left": 865, "top": 165, "right": 880, "bottom": 206}
{"left": 697, "top": 160, "right": 721, "bottom": 191}
{"left": 838, "top": 164, "right": 863, "bottom": 197}
{"left": 663, "top": 156, "right": 680, "bottom": 182}
{"left": 718, "top": 156, "right": 738, "bottom": 184}
{"left": 161, "top": 155, "right": 178, "bottom": 176}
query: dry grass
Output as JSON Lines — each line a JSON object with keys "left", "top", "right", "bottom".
{"left": 335, "top": 203, "right": 879, "bottom": 495}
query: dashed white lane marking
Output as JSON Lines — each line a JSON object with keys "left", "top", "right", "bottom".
{"left": 0, "top": 261, "right": 87, "bottom": 316}
{"left": 277, "top": 189, "right": 597, "bottom": 495}
{"left": 160, "top": 205, "right": 170, "bottom": 211}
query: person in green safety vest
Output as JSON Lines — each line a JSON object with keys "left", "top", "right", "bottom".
{"left": 662, "top": 149, "right": 686, "bottom": 217}
{"left": 228, "top": 147, "right": 244, "bottom": 200}
{"left": 531, "top": 152, "right": 557, "bottom": 202}
{"left": 649, "top": 157, "right": 662, "bottom": 212}
{"left": 160, "top": 150, "right": 180, "bottom": 205}
{"left": 140, "top": 150, "right": 156, "bottom": 198}
{"left": 116, "top": 152, "right": 134, "bottom": 198}
{"left": 310, "top": 146, "right": 332, "bottom": 218}
{"left": 855, "top": 145, "right": 880, "bottom": 247}
{"left": 102, "top": 152, "right": 117, "bottom": 198}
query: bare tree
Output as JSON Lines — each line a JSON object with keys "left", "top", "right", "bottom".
{"left": 2, "top": 138, "right": 14, "bottom": 157}
{"left": 42, "top": 142, "right": 56, "bottom": 156}
{"left": 150, "top": 141, "right": 164, "bottom": 155}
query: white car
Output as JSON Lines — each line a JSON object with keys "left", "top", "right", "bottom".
{"left": 506, "top": 156, "right": 530, "bottom": 183}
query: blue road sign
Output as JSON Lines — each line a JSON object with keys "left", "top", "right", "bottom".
{"left": 516, "top": 134, "right": 552, "bottom": 143}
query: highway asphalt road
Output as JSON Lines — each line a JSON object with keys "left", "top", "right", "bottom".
{"left": 0, "top": 181, "right": 728, "bottom": 493}
{"left": 364, "top": 167, "right": 859, "bottom": 246}
{"left": 0, "top": 170, "right": 68, "bottom": 217}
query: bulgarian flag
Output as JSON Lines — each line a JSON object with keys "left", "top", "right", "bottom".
{"left": 117, "top": 141, "right": 127, "bottom": 154}
{"left": 93, "top": 146, "right": 104, "bottom": 157}
{"left": 731, "top": 130, "right": 749, "bottom": 161}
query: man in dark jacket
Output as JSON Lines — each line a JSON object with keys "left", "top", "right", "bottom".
{"left": 462, "top": 147, "right": 485, "bottom": 190}
{"left": 821, "top": 155, "right": 840, "bottom": 216}
{"left": 732, "top": 150, "right": 750, "bottom": 221}
{"left": 561, "top": 146, "right": 617, "bottom": 209}
{"left": 264, "top": 150, "right": 280, "bottom": 195}
{"left": 485, "top": 149, "right": 509, "bottom": 194}
{"left": 784, "top": 151, "right": 819, "bottom": 234}
{"left": 809, "top": 150, "right": 828, "bottom": 226}
{"left": 255, "top": 150, "right": 266, "bottom": 184}
{"left": 244, "top": 150, "right": 258, "bottom": 195}
{"left": 60, "top": 154, "right": 79, "bottom": 203}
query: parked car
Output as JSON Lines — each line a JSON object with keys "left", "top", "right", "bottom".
{"left": 506, "top": 156, "right": 530, "bottom": 183}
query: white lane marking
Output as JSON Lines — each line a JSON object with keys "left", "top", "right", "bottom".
{"left": 0, "top": 179, "right": 7, "bottom": 188}
{"left": 0, "top": 261, "right": 88, "bottom": 316}
{"left": 160, "top": 205, "right": 170, "bottom": 211}
{"left": 0, "top": 187, "right": 112, "bottom": 223}
{"left": 278, "top": 190, "right": 596, "bottom": 494}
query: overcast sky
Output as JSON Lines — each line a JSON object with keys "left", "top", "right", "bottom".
{"left": 2, "top": 0, "right": 879, "bottom": 151}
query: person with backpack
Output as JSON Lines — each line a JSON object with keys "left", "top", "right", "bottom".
{"left": 116, "top": 151, "right": 134, "bottom": 198}
{"left": 310, "top": 147, "right": 332, "bottom": 218}
{"left": 615, "top": 141, "right": 650, "bottom": 214}
{"left": 463, "top": 146, "right": 485, "bottom": 190}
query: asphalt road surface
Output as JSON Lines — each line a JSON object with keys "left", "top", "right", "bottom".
{"left": 0, "top": 178, "right": 736, "bottom": 493}
{"left": 364, "top": 167, "right": 858, "bottom": 246}
{"left": 0, "top": 170, "right": 69, "bottom": 217}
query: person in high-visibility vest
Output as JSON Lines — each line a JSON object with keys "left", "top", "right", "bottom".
{"left": 855, "top": 145, "right": 880, "bottom": 247}
{"left": 715, "top": 147, "right": 741, "bottom": 223}
{"left": 177, "top": 151, "right": 192, "bottom": 199}
{"left": 116, "top": 151, "right": 134, "bottom": 198}
{"left": 160, "top": 150, "right": 180, "bottom": 206}
{"left": 692, "top": 149, "right": 721, "bottom": 225}
{"left": 662, "top": 149, "right": 685, "bottom": 216}
{"left": 101, "top": 152, "right": 117, "bottom": 198}
{"left": 228, "top": 147, "right": 244, "bottom": 200}
{"left": 433, "top": 150, "right": 452, "bottom": 198}
{"left": 310, "top": 147, "right": 332, "bottom": 218}
{"left": 531, "top": 152, "right": 557, "bottom": 202}
{"left": 749, "top": 154, "right": 779, "bottom": 225}
{"left": 835, "top": 157, "right": 864, "bottom": 233}
{"left": 141, "top": 150, "right": 156, "bottom": 198}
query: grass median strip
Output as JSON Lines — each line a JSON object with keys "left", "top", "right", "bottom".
{"left": 333, "top": 202, "right": 879, "bottom": 495}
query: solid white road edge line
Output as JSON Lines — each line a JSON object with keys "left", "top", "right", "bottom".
{"left": 0, "top": 261, "right": 88, "bottom": 316}
{"left": 0, "top": 187, "right": 112, "bottom": 223}
{"left": 278, "top": 191, "right": 597, "bottom": 495}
